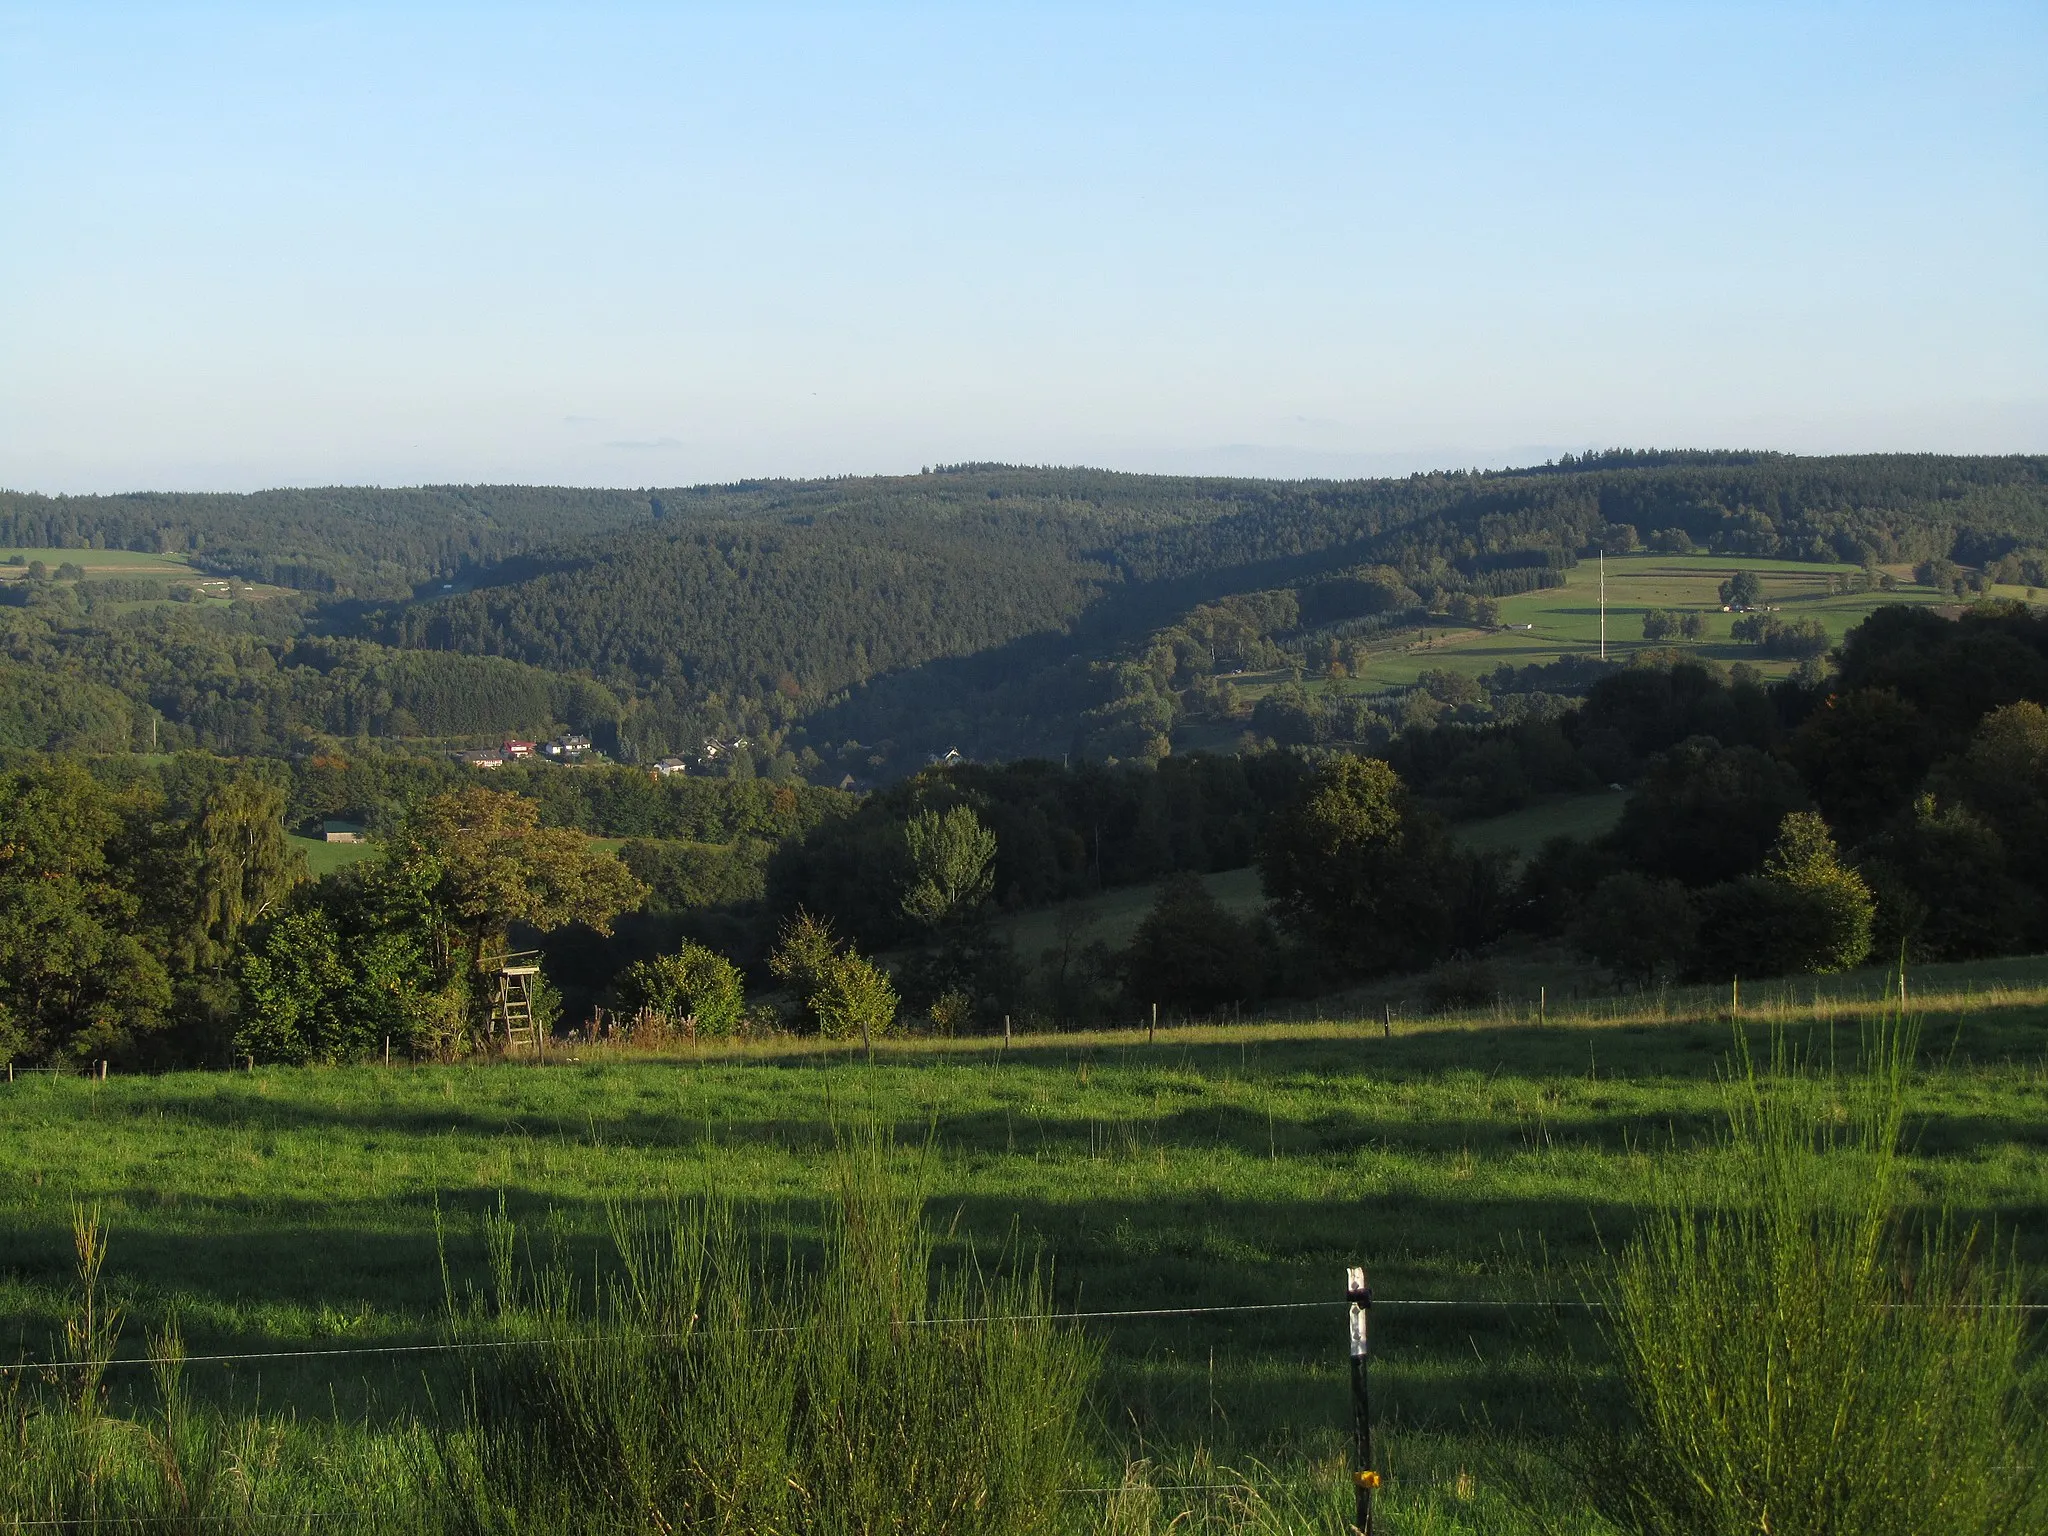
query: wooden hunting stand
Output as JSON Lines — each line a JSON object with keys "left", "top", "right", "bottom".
{"left": 490, "top": 950, "right": 544, "bottom": 1052}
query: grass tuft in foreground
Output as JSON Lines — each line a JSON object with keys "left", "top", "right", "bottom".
{"left": 434, "top": 1127, "right": 1099, "bottom": 1536}
{"left": 1577, "top": 1006, "right": 2044, "bottom": 1536}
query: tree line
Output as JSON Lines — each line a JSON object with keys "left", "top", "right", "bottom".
{"left": 4, "top": 600, "right": 2045, "bottom": 1065}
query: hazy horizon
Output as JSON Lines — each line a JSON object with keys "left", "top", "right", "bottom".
{"left": 17, "top": 444, "right": 2048, "bottom": 504}
{"left": 4, "top": 2, "right": 2042, "bottom": 496}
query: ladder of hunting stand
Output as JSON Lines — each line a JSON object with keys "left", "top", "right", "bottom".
{"left": 492, "top": 952, "right": 543, "bottom": 1051}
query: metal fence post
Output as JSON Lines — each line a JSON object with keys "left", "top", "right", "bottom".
{"left": 1347, "top": 1265, "right": 1378, "bottom": 1534}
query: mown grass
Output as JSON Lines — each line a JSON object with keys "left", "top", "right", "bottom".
{"left": 285, "top": 834, "right": 380, "bottom": 877}
{"left": 2, "top": 968, "right": 2044, "bottom": 1530}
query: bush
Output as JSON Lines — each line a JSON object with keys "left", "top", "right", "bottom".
{"left": 1757, "top": 811, "right": 1873, "bottom": 972}
{"left": 811, "top": 948, "right": 898, "bottom": 1041}
{"left": 613, "top": 941, "right": 746, "bottom": 1036}
{"left": 1576, "top": 1019, "right": 2044, "bottom": 1535}
{"left": 437, "top": 1132, "right": 1096, "bottom": 1536}
{"left": 768, "top": 912, "right": 898, "bottom": 1039}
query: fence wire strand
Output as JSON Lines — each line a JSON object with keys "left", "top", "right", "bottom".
{"left": 8, "top": 1291, "right": 2035, "bottom": 1378}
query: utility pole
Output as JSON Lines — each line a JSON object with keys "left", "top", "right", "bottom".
{"left": 1599, "top": 548, "right": 1607, "bottom": 661}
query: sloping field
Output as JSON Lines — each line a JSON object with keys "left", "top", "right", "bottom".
{"left": 2, "top": 962, "right": 2043, "bottom": 1530}
{"left": 1334, "top": 553, "right": 1992, "bottom": 692}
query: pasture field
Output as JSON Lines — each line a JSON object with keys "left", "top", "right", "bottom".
{"left": 992, "top": 794, "right": 1623, "bottom": 995}
{"left": 286, "top": 833, "right": 380, "bottom": 877}
{"left": 1225, "top": 554, "right": 2041, "bottom": 706}
{"left": 0, "top": 548, "right": 198, "bottom": 579}
{"left": 3, "top": 959, "right": 2045, "bottom": 1530}
{"left": 0, "top": 546, "right": 288, "bottom": 608}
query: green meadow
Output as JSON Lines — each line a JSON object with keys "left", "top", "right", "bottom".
{"left": 1246, "top": 553, "right": 2029, "bottom": 701}
{"left": 3, "top": 962, "right": 2044, "bottom": 1530}
{"left": 286, "top": 833, "right": 381, "bottom": 877}
{"left": 0, "top": 549, "right": 200, "bottom": 579}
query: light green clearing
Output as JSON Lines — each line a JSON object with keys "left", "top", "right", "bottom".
{"left": 288, "top": 834, "right": 378, "bottom": 877}
{"left": 0, "top": 548, "right": 198, "bottom": 578}
{"left": 1451, "top": 791, "right": 1627, "bottom": 857}
{"left": 1278, "top": 554, "right": 2025, "bottom": 697}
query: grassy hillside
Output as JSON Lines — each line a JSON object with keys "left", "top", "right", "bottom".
{"left": 1, "top": 965, "right": 2041, "bottom": 1529}
{"left": 0, "top": 548, "right": 200, "bottom": 578}
{"left": 1261, "top": 554, "right": 1978, "bottom": 702}
{"left": 989, "top": 793, "right": 1627, "bottom": 990}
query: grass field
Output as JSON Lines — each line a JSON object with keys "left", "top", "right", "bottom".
{"left": 3, "top": 959, "right": 2043, "bottom": 1530}
{"left": 0, "top": 546, "right": 288, "bottom": 608}
{"left": 1238, "top": 553, "right": 2039, "bottom": 702}
{"left": 993, "top": 795, "right": 1625, "bottom": 993}
{"left": 0, "top": 548, "right": 199, "bottom": 579}
{"left": 286, "top": 833, "right": 380, "bottom": 876}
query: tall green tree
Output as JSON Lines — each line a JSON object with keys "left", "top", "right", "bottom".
{"left": 1257, "top": 756, "right": 1462, "bottom": 976}
{"left": 184, "top": 775, "right": 304, "bottom": 973}
{"left": 0, "top": 761, "right": 170, "bottom": 1064}
{"left": 900, "top": 806, "right": 997, "bottom": 928}
{"left": 401, "top": 787, "right": 647, "bottom": 977}
{"left": 1718, "top": 570, "right": 1763, "bottom": 607}
{"left": 1121, "top": 873, "right": 1265, "bottom": 1014}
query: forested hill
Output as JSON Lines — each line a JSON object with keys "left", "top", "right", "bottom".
{"left": 357, "top": 454, "right": 2048, "bottom": 764}
{"left": 0, "top": 484, "right": 669, "bottom": 598}
{"left": 5, "top": 454, "right": 2046, "bottom": 770}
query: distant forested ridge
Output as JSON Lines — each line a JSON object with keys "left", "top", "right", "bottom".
{"left": 0, "top": 484, "right": 666, "bottom": 598}
{"left": 5, "top": 455, "right": 2045, "bottom": 769}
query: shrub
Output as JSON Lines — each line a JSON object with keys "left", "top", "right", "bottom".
{"left": 1759, "top": 811, "right": 1873, "bottom": 972}
{"left": 768, "top": 912, "right": 897, "bottom": 1038}
{"left": 614, "top": 941, "right": 746, "bottom": 1036}
{"left": 1576, "top": 1018, "right": 2044, "bottom": 1535}
{"left": 811, "top": 949, "right": 898, "bottom": 1041}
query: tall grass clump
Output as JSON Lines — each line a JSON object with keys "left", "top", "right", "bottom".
{"left": 0, "top": 1209, "right": 307, "bottom": 1535}
{"left": 437, "top": 1128, "right": 1098, "bottom": 1536}
{"left": 1578, "top": 1011, "right": 2044, "bottom": 1536}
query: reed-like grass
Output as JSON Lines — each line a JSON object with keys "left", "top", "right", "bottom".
{"left": 434, "top": 1128, "right": 1098, "bottom": 1536}
{"left": 1577, "top": 1009, "right": 2045, "bottom": 1536}
{"left": 0, "top": 1211, "right": 319, "bottom": 1535}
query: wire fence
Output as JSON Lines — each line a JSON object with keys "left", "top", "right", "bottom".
{"left": 5, "top": 1291, "right": 2037, "bottom": 1379}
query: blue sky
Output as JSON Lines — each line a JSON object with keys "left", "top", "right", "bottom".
{"left": 2, "top": 2, "right": 2042, "bottom": 492}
